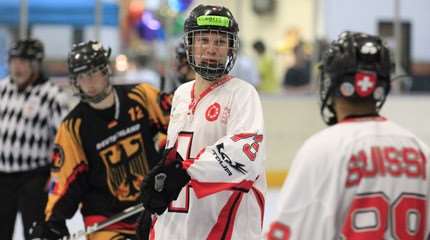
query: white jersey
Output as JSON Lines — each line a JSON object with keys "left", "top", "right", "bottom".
{"left": 153, "top": 76, "right": 267, "bottom": 240}
{"left": 267, "top": 116, "right": 430, "bottom": 240}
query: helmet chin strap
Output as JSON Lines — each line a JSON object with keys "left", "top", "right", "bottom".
{"left": 78, "top": 83, "right": 113, "bottom": 104}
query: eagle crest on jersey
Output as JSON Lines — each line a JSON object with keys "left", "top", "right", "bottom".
{"left": 99, "top": 132, "right": 149, "bottom": 201}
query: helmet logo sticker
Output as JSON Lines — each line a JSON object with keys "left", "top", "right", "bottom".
{"left": 205, "top": 102, "right": 221, "bottom": 122}
{"left": 355, "top": 71, "right": 377, "bottom": 97}
{"left": 92, "top": 42, "right": 102, "bottom": 51}
{"left": 373, "top": 86, "right": 385, "bottom": 100}
{"left": 340, "top": 82, "right": 355, "bottom": 97}
{"left": 360, "top": 42, "right": 378, "bottom": 55}
{"left": 197, "top": 16, "right": 230, "bottom": 27}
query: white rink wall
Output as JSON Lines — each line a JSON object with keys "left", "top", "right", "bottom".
{"left": 262, "top": 94, "right": 430, "bottom": 171}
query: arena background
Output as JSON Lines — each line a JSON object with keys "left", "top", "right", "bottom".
{"left": 1, "top": 0, "right": 429, "bottom": 239}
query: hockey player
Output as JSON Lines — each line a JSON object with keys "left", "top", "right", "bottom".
{"left": 29, "top": 41, "right": 170, "bottom": 240}
{"left": 139, "top": 4, "right": 266, "bottom": 240}
{"left": 0, "top": 39, "right": 68, "bottom": 239}
{"left": 175, "top": 42, "right": 195, "bottom": 86}
{"left": 167, "top": 42, "right": 195, "bottom": 92}
{"left": 266, "top": 31, "right": 430, "bottom": 240}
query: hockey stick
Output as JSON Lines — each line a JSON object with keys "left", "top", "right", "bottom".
{"left": 63, "top": 203, "right": 145, "bottom": 240}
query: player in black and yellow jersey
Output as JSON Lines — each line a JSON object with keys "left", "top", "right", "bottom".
{"left": 29, "top": 41, "right": 170, "bottom": 240}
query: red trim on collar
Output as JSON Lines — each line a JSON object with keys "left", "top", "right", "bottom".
{"left": 189, "top": 75, "right": 232, "bottom": 114}
{"left": 340, "top": 116, "right": 387, "bottom": 124}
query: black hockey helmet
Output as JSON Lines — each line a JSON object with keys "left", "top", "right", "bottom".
{"left": 67, "top": 40, "right": 113, "bottom": 103}
{"left": 183, "top": 4, "right": 239, "bottom": 81}
{"left": 175, "top": 42, "right": 187, "bottom": 61}
{"left": 175, "top": 42, "right": 191, "bottom": 83}
{"left": 319, "top": 31, "right": 392, "bottom": 125}
{"left": 68, "top": 40, "right": 111, "bottom": 79}
{"left": 9, "top": 39, "right": 44, "bottom": 62}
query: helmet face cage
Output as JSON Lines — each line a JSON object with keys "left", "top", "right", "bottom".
{"left": 184, "top": 29, "right": 238, "bottom": 81}
{"left": 183, "top": 5, "right": 239, "bottom": 81}
{"left": 9, "top": 39, "right": 44, "bottom": 62}
{"left": 319, "top": 31, "right": 392, "bottom": 125}
{"left": 67, "top": 41, "right": 112, "bottom": 103}
{"left": 73, "top": 64, "right": 113, "bottom": 104}
{"left": 74, "top": 64, "right": 110, "bottom": 83}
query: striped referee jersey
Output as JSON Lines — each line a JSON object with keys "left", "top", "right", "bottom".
{"left": 0, "top": 76, "right": 69, "bottom": 172}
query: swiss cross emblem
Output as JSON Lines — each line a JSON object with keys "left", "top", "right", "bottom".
{"left": 205, "top": 102, "right": 221, "bottom": 122}
{"left": 355, "top": 71, "right": 377, "bottom": 97}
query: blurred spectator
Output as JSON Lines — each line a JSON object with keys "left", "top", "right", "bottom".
{"left": 124, "top": 54, "right": 161, "bottom": 88}
{"left": 283, "top": 41, "right": 311, "bottom": 90}
{"left": 230, "top": 41, "right": 260, "bottom": 87}
{"left": 0, "top": 39, "right": 68, "bottom": 239}
{"left": 253, "top": 40, "right": 278, "bottom": 93}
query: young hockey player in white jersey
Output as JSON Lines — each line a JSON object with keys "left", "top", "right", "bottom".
{"left": 139, "top": 4, "right": 266, "bottom": 240}
{"left": 266, "top": 31, "right": 430, "bottom": 240}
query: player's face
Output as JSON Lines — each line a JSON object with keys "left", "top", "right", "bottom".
{"left": 193, "top": 30, "right": 229, "bottom": 67}
{"left": 76, "top": 68, "right": 109, "bottom": 97}
{"left": 9, "top": 58, "right": 34, "bottom": 86}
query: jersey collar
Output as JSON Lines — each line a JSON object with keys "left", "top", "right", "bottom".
{"left": 188, "top": 75, "right": 232, "bottom": 114}
{"left": 339, "top": 113, "right": 386, "bottom": 124}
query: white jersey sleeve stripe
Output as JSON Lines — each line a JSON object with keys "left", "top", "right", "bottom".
{"left": 188, "top": 178, "right": 254, "bottom": 198}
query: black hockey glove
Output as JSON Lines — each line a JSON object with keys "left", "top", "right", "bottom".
{"left": 140, "top": 149, "right": 190, "bottom": 215}
{"left": 29, "top": 220, "right": 69, "bottom": 240}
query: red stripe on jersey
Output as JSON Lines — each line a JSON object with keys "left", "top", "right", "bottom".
{"left": 84, "top": 215, "right": 137, "bottom": 231}
{"left": 190, "top": 179, "right": 254, "bottom": 198}
{"left": 189, "top": 75, "right": 232, "bottom": 114}
{"left": 207, "top": 191, "right": 244, "bottom": 240}
{"left": 149, "top": 217, "right": 157, "bottom": 240}
{"left": 182, "top": 159, "right": 194, "bottom": 170}
{"left": 182, "top": 148, "right": 205, "bottom": 170}
{"left": 55, "top": 163, "right": 87, "bottom": 197}
{"left": 252, "top": 186, "right": 265, "bottom": 229}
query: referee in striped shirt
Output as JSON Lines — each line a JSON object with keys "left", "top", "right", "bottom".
{"left": 0, "top": 39, "right": 68, "bottom": 239}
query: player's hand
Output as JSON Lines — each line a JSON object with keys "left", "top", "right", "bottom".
{"left": 29, "top": 220, "right": 69, "bottom": 240}
{"left": 140, "top": 149, "right": 190, "bottom": 215}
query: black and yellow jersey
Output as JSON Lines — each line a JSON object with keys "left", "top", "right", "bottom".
{"left": 45, "top": 83, "right": 170, "bottom": 234}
